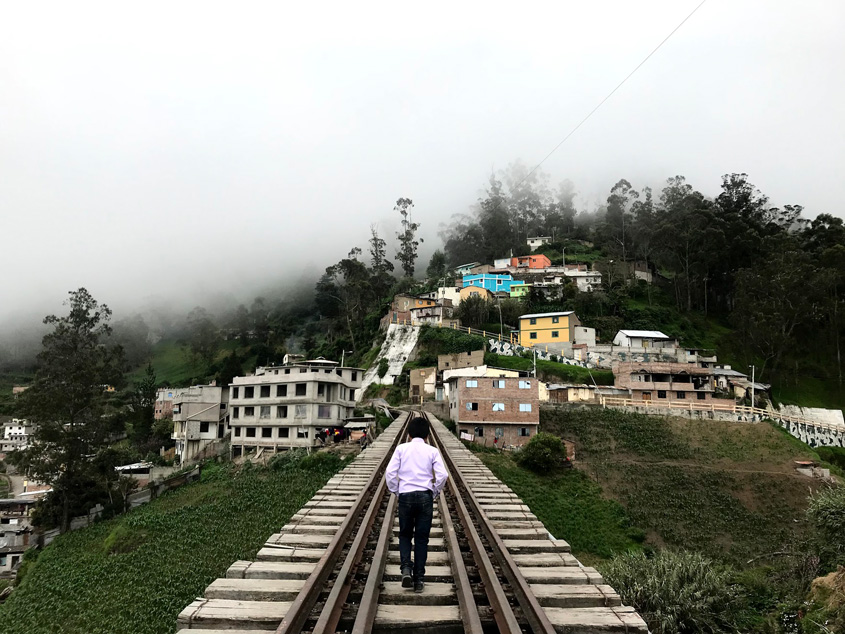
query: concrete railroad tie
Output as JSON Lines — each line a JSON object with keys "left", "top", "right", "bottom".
{"left": 177, "top": 413, "right": 647, "bottom": 633}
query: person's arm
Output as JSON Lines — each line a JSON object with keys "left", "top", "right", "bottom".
{"left": 385, "top": 447, "right": 402, "bottom": 494}
{"left": 431, "top": 449, "right": 448, "bottom": 496}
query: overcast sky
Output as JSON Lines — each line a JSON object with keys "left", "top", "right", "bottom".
{"left": 1, "top": 0, "right": 843, "bottom": 326}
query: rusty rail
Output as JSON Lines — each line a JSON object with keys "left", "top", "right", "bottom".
{"left": 425, "top": 411, "right": 558, "bottom": 634}
{"left": 275, "top": 414, "right": 409, "bottom": 634}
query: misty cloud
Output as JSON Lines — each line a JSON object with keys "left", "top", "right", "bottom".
{"left": 1, "top": 0, "right": 843, "bottom": 325}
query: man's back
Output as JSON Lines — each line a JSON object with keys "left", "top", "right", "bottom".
{"left": 386, "top": 437, "right": 448, "bottom": 495}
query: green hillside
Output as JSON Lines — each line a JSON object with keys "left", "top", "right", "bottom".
{"left": 483, "top": 408, "right": 825, "bottom": 565}
{"left": 0, "top": 459, "right": 340, "bottom": 634}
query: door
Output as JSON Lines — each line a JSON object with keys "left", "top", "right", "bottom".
{"left": 642, "top": 392, "right": 652, "bottom": 402}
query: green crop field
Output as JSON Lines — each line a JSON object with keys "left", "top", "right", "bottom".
{"left": 0, "top": 460, "right": 340, "bottom": 634}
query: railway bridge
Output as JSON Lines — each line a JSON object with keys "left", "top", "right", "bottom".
{"left": 177, "top": 411, "right": 647, "bottom": 633}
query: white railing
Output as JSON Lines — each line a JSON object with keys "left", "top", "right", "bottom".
{"left": 599, "top": 396, "right": 843, "bottom": 433}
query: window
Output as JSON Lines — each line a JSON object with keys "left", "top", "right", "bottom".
{"left": 200, "top": 421, "right": 209, "bottom": 433}
{"left": 260, "top": 386, "right": 270, "bottom": 398}
{"left": 0, "top": 555, "right": 6, "bottom": 567}
{"left": 466, "top": 379, "right": 478, "bottom": 388}
{"left": 295, "top": 383, "right": 307, "bottom": 396}
{"left": 277, "top": 406, "right": 288, "bottom": 418}
{"left": 318, "top": 383, "right": 325, "bottom": 396}
{"left": 349, "top": 388, "right": 355, "bottom": 401}
{"left": 519, "top": 380, "right": 531, "bottom": 389}
{"left": 657, "top": 390, "right": 667, "bottom": 399}
{"left": 233, "top": 407, "right": 240, "bottom": 419}
{"left": 278, "top": 427, "right": 290, "bottom": 438}
{"left": 244, "top": 406, "right": 255, "bottom": 417}
{"left": 474, "top": 426, "right": 484, "bottom": 436}
{"left": 551, "top": 331, "right": 559, "bottom": 338}
{"left": 246, "top": 427, "right": 256, "bottom": 438}
{"left": 277, "top": 385, "right": 287, "bottom": 397}
{"left": 492, "top": 402, "right": 505, "bottom": 412}
{"left": 297, "top": 428, "right": 309, "bottom": 439}
{"left": 552, "top": 316, "right": 559, "bottom": 324}
{"left": 518, "top": 427, "right": 531, "bottom": 437}
{"left": 244, "top": 386, "right": 254, "bottom": 398}
{"left": 260, "top": 406, "right": 271, "bottom": 419}
{"left": 519, "top": 403, "right": 532, "bottom": 412}
{"left": 351, "top": 372, "right": 357, "bottom": 381}
{"left": 318, "top": 405, "right": 331, "bottom": 418}
{"left": 232, "top": 387, "right": 239, "bottom": 399}
{"left": 466, "top": 402, "right": 479, "bottom": 411}
{"left": 261, "top": 427, "right": 272, "bottom": 438}
{"left": 284, "top": 368, "right": 291, "bottom": 374}
{"left": 234, "top": 427, "right": 241, "bottom": 437}
{"left": 676, "top": 391, "right": 686, "bottom": 399}
{"left": 492, "top": 379, "right": 505, "bottom": 388}
{"left": 495, "top": 427, "right": 504, "bottom": 438}
{"left": 295, "top": 405, "right": 307, "bottom": 418}
{"left": 697, "top": 392, "right": 706, "bottom": 400}
{"left": 529, "top": 332, "right": 537, "bottom": 340}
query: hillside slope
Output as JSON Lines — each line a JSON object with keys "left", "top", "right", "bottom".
{"left": 0, "top": 459, "right": 339, "bottom": 634}
{"left": 481, "top": 407, "right": 827, "bottom": 565}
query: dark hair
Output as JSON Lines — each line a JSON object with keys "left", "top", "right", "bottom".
{"left": 408, "top": 416, "right": 430, "bottom": 439}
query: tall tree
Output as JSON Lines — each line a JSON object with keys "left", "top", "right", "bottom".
{"left": 369, "top": 225, "right": 394, "bottom": 303}
{"left": 426, "top": 250, "right": 448, "bottom": 284}
{"left": 13, "top": 288, "right": 126, "bottom": 531}
{"left": 184, "top": 306, "right": 220, "bottom": 368}
{"left": 395, "top": 197, "right": 422, "bottom": 277}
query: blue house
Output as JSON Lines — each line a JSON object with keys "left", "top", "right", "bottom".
{"left": 462, "top": 274, "right": 525, "bottom": 294}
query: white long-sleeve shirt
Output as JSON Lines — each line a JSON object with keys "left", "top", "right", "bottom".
{"left": 385, "top": 437, "right": 449, "bottom": 496}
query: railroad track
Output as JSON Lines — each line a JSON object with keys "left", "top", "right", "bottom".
{"left": 177, "top": 411, "right": 647, "bottom": 633}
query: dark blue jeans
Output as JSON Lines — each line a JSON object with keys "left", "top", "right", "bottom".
{"left": 397, "top": 489, "right": 434, "bottom": 581}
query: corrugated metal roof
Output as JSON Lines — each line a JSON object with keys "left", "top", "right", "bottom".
{"left": 617, "top": 330, "right": 671, "bottom": 339}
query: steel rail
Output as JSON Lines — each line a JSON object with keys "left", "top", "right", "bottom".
{"left": 424, "top": 412, "right": 523, "bottom": 634}
{"left": 350, "top": 492, "right": 398, "bottom": 634}
{"left": 428, "top": 414, "right": 558, "bottom": 634}
{"left": 275, "top": 414, "right": 410, "bottom": 634}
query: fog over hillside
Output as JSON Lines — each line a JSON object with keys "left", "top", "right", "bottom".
{"left": 2, "top": 0, "right": 843, "bottom": 330}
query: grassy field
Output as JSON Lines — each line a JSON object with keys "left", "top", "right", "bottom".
{"left": 484, "top": 407, "right": 825, "bottom": 566}
{"left": 0, "top": 460, "right": 340, "bottom": 634}
{"left": 480, "top": 453, "right": 642, "bottom": 560}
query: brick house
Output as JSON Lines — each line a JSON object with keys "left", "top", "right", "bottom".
{"left": 448, "top": 375, "right": 540, "bottom": 447}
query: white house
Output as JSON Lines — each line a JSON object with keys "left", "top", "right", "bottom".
{"left": 612, "top": 330, "right": 676, "bottom": 349}
{"left": 0, "top": 418, "right": 34, "bottom": 456}
{"left": 527, "top": 236, "right": 552, "bottom": 250}
{"left": 565, "top": 270, "right": 602, "bottom": 292}
{"left": 229, "top": 359, "right": 363, "bottom": 455}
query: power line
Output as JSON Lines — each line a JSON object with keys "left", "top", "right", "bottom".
{"left": 517, "top": 0, "right": 708, "bottom": 188}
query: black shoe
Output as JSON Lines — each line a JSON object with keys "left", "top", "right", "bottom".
{"left": 401, "top": 567, "right": 413, "bottom": 588}
{"left": 414, "top": 580, "right": 425, "bottom": 593}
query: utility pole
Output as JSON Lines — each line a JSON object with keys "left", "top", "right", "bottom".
{"left": 749, "top": 364, "right": 756, "bottom": 410}
{"left": 341, "top": 349, "right": 353, "bottom": 367}
{"left": 533, "top": 348, "right": 537, "bottom": 378}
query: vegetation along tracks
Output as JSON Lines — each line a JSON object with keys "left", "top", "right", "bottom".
{"left": 177, "top": 411, "right": 647, "bottom": 632}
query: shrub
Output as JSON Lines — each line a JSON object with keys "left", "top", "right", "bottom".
{"left": 102, "top": 525, "right": 149, "bottom": 555}
{"left": 602, "top": 550, "right": 739, "bottom": 634}
{"left": 268, "top": 449, "right": 308, "bottom": 471}
{"left": 377, "top": 358, "right": 389, "bottom": 378}
{"left": 516, "top": 432, "right": 569, "bottom": 473}
{"left": 807, "top": 485, "right": 845, "bottom": 567}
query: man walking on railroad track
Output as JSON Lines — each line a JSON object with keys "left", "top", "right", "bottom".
{"left": 385, "top": 416, "right": 448, "bottom": 593}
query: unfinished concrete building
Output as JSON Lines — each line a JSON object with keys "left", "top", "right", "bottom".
{"left": 229, "top": 359, "right": 363, "bottom": 456}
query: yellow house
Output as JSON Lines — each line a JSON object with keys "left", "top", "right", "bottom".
{"left": 515, "top": 311, "right": 579, "bottom": 346}
{"left": 459, "top": 286, "right": 495, "bottom": 303}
